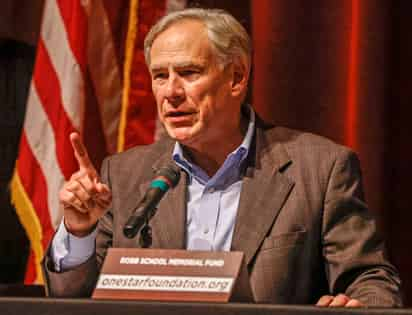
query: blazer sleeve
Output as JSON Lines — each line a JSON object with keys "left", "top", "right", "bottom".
{"left": 42, "top": 157, "right": 113, "bottom": 297}
{"left": 321, "top": 149, "right": 403, "bottom": 307}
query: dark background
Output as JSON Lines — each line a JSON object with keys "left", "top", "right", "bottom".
{"left": 1, "top": 0, "right": 411, "bottom": 305}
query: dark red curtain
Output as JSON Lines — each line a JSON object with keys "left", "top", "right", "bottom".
{"left": 252, "top": 0, "right": 412, "bottom": 305}
{"left": 2, "top": 0, "right": 411, "bottom": 303}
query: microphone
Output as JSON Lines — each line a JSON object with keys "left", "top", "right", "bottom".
{"left": 123, "top": 163, "right": 181, "bottom": 239}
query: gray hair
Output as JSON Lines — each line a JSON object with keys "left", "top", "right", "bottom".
{"left": 144, "top": 8, "right": 251, "bottom": 71}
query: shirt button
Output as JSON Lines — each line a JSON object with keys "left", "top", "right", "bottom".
{"left": 208, "top": 187, "right": 215, "bottom": 193}
{"left": 203, "top": 227, "right": 209, "bottom": 234}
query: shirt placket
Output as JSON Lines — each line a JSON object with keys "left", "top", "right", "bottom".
{"left": 196, "top": 184, "right": 221, "bottom": 250}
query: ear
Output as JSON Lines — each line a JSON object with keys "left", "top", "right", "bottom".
{"left": 230, "top": 57, "right": 249, "bottom": 98}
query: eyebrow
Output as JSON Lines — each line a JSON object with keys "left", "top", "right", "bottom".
{"left": 150, "top": 61, "right": 205, "bottom": 73}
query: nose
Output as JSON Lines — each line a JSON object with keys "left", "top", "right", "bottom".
{"left": 165, "top": 73, "right": 184, "bottom": 105}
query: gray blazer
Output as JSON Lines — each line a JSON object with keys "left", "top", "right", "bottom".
{"left": 43, "top": 122, "right": 402, "bottom": 306}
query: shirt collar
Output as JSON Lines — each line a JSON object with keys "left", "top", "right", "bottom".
{"left": 172, "top": 105, "right": 255, "bottom": 185}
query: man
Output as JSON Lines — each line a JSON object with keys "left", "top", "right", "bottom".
{"left": 43, "top": 8, "right": 402, "bottom": 307}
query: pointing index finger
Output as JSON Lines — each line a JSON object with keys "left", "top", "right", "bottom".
{"left": 70, "top": 132, "right": 97, "bottom": 176}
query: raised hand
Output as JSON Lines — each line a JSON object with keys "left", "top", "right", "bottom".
{"left": 59, "top": 132, "right": 112, "bottom": 237}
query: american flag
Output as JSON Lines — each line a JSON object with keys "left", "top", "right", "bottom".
{"left": 11, "top": 0, "right": 185, "bottom": 284}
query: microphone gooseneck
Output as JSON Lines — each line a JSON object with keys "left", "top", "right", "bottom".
{"left": 123, "top": 163, "right": 180, "bottom": 239}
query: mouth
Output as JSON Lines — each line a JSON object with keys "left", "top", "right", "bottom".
{"left": 164, "top": 110, "right": 196, "bottom": 123}
{"left": 165, "top": 111, "right": 191, "bottom": 117}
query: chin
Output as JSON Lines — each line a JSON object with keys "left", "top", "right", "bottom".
{"left": 166, "top": 127, "right": 195, "bottom": 143}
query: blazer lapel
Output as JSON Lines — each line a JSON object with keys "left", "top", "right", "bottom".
{"left": 231, "top": 127, "right": 294, "bottom": 265}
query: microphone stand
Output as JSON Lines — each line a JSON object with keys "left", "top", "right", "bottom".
{"left": 139, "top": 219, "right": 153, "bottom": 248}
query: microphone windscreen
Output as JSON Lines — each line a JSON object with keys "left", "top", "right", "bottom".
{"left": 155, "top": 163, "right": 181, "bottom": 188}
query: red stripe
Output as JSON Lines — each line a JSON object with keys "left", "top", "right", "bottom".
{"left": 17, "top": 132, "right": 54, "bottom": 245}
{"left": 17, "top": 132, "right": 54, "bottom": 283}
{"left": 33, "top": 39, "right": 78, "bottom": 180}
{"left": 346, "top": 0, "right": 360, "bottom": 148}
{"left": 24, "top": 252, "right": 37, "bottom": 284}
{"left": 56, "top": 0, "right": 88, "bottom": 76}
{"left": 18, "top": 0, "right": 131, "bottom": 284}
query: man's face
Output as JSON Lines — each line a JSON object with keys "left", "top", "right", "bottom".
{"left": 149, "top": 20, "right": 241, "bottom": 149}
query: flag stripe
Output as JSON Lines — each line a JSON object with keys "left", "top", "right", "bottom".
{"left": 41, "top": 0, "right": 84, "bottom": 130}
{"left": 13, "top": 0, "right": 173, "bottom": 285}
{"left": 33, "top": 40, "right": 78, "bottom": 180}
{"left": 12, "top": 0, "right": 121, "bottom": 284}
{"left": 17, "top": 134, "right": 54, "bottom": 243}
{"left": 102, "top": 0, "right": 129, "bottom": 70}
{"left": 56, "top": 0, "right": 88, "bottom": 76}
{"left": 23, "top": 85, "right": 66, "bottom": 228}
{"left": 85, "top": 0, "right": 122, "bottom": 154}
{"left": 11, "top": 165, "right": 45, "bottom": 284}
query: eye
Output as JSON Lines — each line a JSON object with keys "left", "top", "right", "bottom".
{"left": 180, "top": 70, "right": 196, "bottom": 76}
{"left": 179, "top": 69, "right": 201, "bottom": 80}
{"left": 152, "top": 72, "right": 168, "bottom": 80}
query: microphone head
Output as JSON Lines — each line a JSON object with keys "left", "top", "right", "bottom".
{"left": 155, "top": 163, "right": 181, "bottom": 188}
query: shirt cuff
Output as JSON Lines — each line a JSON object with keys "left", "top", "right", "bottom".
{"left": 51, "top": 219, "right": 98, "bottom": 272}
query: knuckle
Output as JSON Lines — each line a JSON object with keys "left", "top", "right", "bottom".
{"left": 66, "top": 181, "right": 79, "bottom": 191}
{"left": 70, "top": 171, "right": 82, "bottom": 181}
{"left": 59, "top": 189, "right": 67, "bottom": 200}
{"left": 337, "top": 294, "right": 349, "bottom": 301}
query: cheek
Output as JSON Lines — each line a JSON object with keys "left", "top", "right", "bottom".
{"left": 189, "top": 82, "right": 217, "bottom": 108}
{"left": 152, "top": 86, "right": 161, "bottom": 102}
{"left": 197, "top": 84, "right": 227, "bottom": 114}
{"left": 196, "top": 103, "right": 216, "bottom": 130}
{"left": 152, "top": 87, "right": 164, "bottom": 110}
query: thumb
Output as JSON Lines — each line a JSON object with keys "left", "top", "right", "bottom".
{"left": 95, "top": 178, "right": 111, "bottom": 198}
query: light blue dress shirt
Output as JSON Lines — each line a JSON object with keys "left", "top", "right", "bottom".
{"left": 51, "top": 106, "right": 255, "bottom": 271}
{"left": 173, "top": 107, "right": 255, "bottom": 251}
